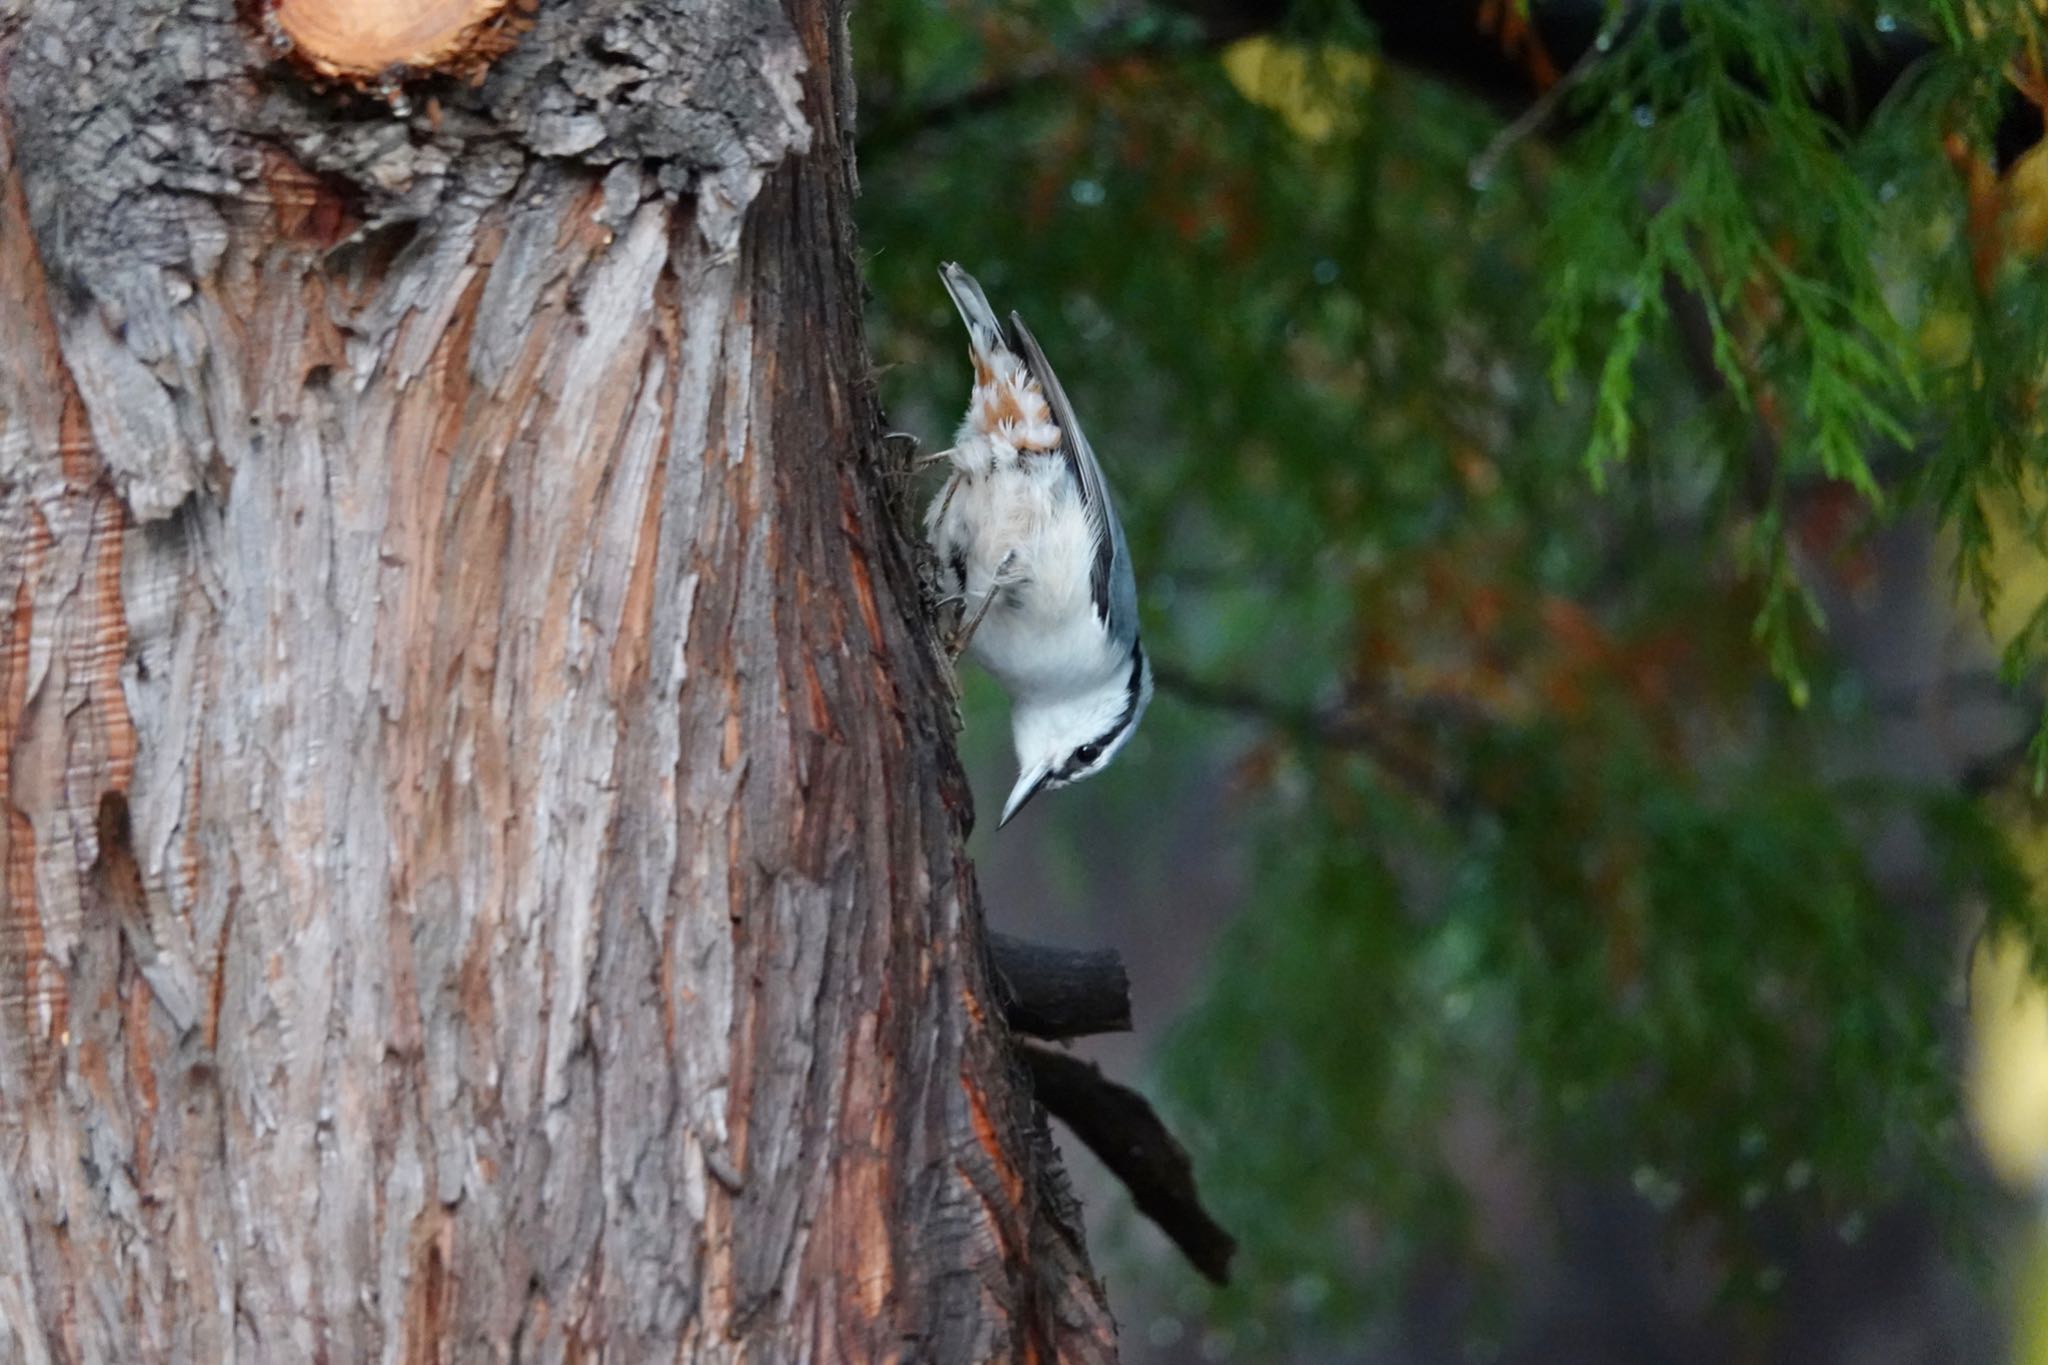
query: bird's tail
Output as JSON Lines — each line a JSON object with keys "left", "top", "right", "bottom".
{"left": 939, "top": 262, "right": 1011, "bottom": 357}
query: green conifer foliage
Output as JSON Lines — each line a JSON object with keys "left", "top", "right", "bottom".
{"left": 859, "top": 0, "right": 2048, "bottom": 1349}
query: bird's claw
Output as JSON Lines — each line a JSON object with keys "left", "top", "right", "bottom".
{"left": 948, "top": 551, "right": 1017, "bottom": 659}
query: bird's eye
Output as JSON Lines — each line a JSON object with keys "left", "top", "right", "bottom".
{"left": 1073, "top": 743, "right": 1102, "bottom": 768}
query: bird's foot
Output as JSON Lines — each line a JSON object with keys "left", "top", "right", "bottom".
{"left": 948, "top": 551, "right": 1018, "bottom": 660}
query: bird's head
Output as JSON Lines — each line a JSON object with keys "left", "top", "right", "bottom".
{"left": 999, "top": 645, "right": 1153, "bottom": 828}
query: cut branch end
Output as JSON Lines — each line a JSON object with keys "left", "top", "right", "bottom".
{"left": 988, "top": 931, "right": 1132, "bottom": 1040}
{"left": 264, "top": 0, "right": 530, "bottom": 87}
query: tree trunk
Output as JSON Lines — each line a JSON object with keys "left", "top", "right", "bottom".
{"left": 0, "top": 1, "right": 1115, "bottom": 1360}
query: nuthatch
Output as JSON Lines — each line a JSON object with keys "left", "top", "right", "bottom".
{"left": 925, "top": 263, "right": 1152, "bottom": 827}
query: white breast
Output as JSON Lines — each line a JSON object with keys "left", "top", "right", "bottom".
{"left": 928, "top": 435, "right": 1122, "bottom": 701}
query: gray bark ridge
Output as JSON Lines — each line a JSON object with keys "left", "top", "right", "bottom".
{"left": 7, "top": 0, "right": 810, "bottom": 521}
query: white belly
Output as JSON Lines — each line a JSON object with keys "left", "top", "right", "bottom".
{"left": 927, "top": 440, "right": 1121, "bottom": 698}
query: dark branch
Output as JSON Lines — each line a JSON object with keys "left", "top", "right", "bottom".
{"left": 1152, "top": 662, "right": 1478, "bottom": 814}
{"left": 863, "top": 28, "right": 1229, "bottom": 155}
{"left": 864, "top": 1, "right": 2044, "bottom": 168}
{"left": 1021, "top": 1041, "right": 1237, "bottom": 1285}
{"left": 988, "top": 931, "right": 1133, "bottom": 1040}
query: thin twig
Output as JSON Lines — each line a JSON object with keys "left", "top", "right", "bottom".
{"left": 862, "top": 29, "right": 1227, "bottom": 156}
{"left": 1152, "top": 662, "right": 1476, "bottom": 813}
{"left": 1466, "top": 14, "right": 1618, "bottom": 189}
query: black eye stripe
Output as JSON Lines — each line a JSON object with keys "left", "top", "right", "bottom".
{"left": 1062, "top": 642, "right": 1146, "bottom": 779}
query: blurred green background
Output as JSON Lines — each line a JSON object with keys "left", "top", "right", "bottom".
{"left": 854, "top": 3, "right": 2048, "bottom": 1359}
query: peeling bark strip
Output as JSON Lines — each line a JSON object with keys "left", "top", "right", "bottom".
{"left": 0, "top": 1, "right": 1115, "bottom": 1361}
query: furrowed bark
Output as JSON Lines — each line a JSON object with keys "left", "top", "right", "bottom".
{"left": 0, "top": 1, "right": 1115, "bottom": 1360}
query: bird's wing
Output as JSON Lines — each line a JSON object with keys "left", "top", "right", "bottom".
{"left": 1009, "top": 311, "right": 1138, "bottom": 642}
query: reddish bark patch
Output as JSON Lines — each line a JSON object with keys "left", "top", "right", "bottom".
{"left": 85, "top": 495, "right": 136, "bottom": 793}
{"left": 844, "top": 547, "right": 884, "bottom": 655}
{"left": 92, "top": 792, "right": 147, "bottom": 920}
{"left": 0, "top": 514, "right": 55, "bottom": 1086}
{"left": 0, "top": 807, "right": 51, "bottom": 1082}
{"left": 262, "top": 153, "right": 365, "bottom": 251}
{"left": 399, "top": 1205, "right": 454, "bottom": 1363}
{"left": 804, "top": 653, "right": 841, "bottom": 737}
{"left": 961, "top": 1064, "right": 1025, "bottom": 1212}
{"left": 125, "top": 966, "right": 158, "bottom": 1179}
{"left": 607, "top": 405, "right": 672, "bottom": 700}
{"left": 203, "top": 897, "right": 234, "bottom": 1053}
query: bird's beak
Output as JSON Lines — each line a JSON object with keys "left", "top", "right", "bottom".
{"left": 999, "top": 763, "right": 1053, "bottom": 829}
